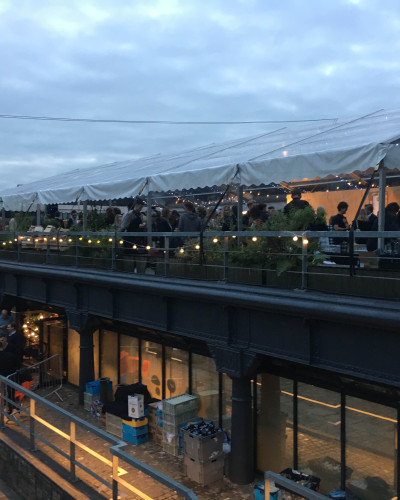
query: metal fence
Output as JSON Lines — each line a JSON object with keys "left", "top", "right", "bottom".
{"left": 0, "top": 374, "right": 197, "bottom": 500}
{"left": 7, "top": 354, "right": 63, "bottom": 403}
{"left": 0, "top": 229, "right": 399, "bottom": 300}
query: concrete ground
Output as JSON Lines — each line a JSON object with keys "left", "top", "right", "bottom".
{"left": 1, "top": 384, "right": 259, "bottom": 500}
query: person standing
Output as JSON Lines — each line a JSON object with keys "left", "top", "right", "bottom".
{"left": 0, "top": 309, "right": 11, "bottom": 332}
{"left": 66, "top": 210, "right": 80, "bottom": 228}
{"left": 283, "top": 188, "right": 310, "bottom": 214}
{"left": 365, "top": 204, "right": 377, "bottom": 229}
{"left": 177, "top": 202, "right": 201, "bottom": 233}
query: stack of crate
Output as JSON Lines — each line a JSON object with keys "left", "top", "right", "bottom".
{"left": 122, "top": 416, "right": 149, "bottom": 445}
{"left": 106, "top": 412, "right": 123, "bottom": 438}
{"left": 148, "top": 402, "right": 163, "bottom": 446}
{"left": 84, "top": 380, "right": 113, "bottom": 411}
{"left": 162, "top": 394, "right": 198, "bottom": 456}
{"left": 182, "top": 422, "right": 224, "bottom": 485}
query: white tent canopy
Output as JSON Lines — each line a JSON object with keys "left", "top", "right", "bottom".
{"left": 2, "top": 108, "right": 400, "bottom": 211}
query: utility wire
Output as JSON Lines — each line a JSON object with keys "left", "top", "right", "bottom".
{"left": 0, "top": 113, "right": 337, "bottom": 125}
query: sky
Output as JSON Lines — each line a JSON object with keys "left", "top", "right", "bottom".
{"left": 1, "top": 0, "right": 400, "bottom": 190}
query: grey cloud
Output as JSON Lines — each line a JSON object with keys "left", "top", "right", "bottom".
{"left": 1, "top": 0, "right": 400, "bottom": 189}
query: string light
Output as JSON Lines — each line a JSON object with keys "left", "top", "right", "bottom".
{"left": 293, "top": 236, "right": 298, "bottom": 242}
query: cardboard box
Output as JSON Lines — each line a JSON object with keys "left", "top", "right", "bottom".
{"left": 128, "top": 394, "right": 145, "bottom": 418}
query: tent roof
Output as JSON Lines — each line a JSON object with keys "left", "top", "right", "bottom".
{"left": 2, "top": 108, "right": 400, "bottom": 210}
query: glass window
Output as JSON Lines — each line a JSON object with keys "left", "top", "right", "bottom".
{"left": 100, "top": 330, "right": 118, "bottom": 390}
{"left": 346, "top": 397, "right": 396, "bottom": 499}
{"left": 67, "top": 328, "right": 80, "bottom": 386}
{"left": 192, "top": 354, "right": 218, "bottom": 422}
{"left": 298, "top": 383, "right": 341, "bottom": 495}
{"left": 165, "top": 347, "right": 189, "bottom": 398}
{"left": 256, "top": 374, "right": 293, "bottom": 474}
{"left": 222, "top": 373, "right": 232, "bottom": 431}
{"left": 119, "top": 335, "right": 139, "bottom": 385}
{"left": 141, "top": 341, "right": 162, "bottom": 399}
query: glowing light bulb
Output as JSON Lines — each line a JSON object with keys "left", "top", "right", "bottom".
{"left": 179, "top": 248, "right": 185, "bottom": 254}
{"left": 303, "top": 238, "right": 309, "bottom": 245}
{"left": 293, "top": 236, "right": 298, "bottom": 242}
{"left": 195, "top": 244, "right": 200, "bottom": 250}
{"left": 252, "top": 237, "right": 257, "bottom": 242}
{"left": 213, "top": 238, "right": 218, "bottom": 243}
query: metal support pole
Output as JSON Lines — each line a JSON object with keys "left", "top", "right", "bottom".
{"left": 111, "top": 234, "right": 116, "bottom": 271}
{"left": 164, "top": 237, "right": 170, "bottom": 276}
{"left": 30, "top": 399, "right": 37, "bottom": 451}
{"left": 79, "top": 332, "right": 95, "bottom": 405}
{"left": 147, "top": 192, "right": 152, "bottom": 246}
{"left": 378, "top": 162, "right": 386, "bottom": 253}
{"left": 75, "top": 236, "right": 80, "bottom": 267}
{"left": 36, "top": 205, "right": 41, "bottom": 226}
{"left": 223, "top": 236, "right": 229, "bottom": 281}
{"left": 17, "top": 237, "right": 22, "bottom": 262}
{"left": 45, "top": 237, "right": 51, "bottom": 264}
{"left": 397, "top": 407, "right": 400, "bottom": 500}
{"left": 228, "top": 376, "right": 254, "bottom": 484}
{"left": 301, "top": 235, "right": 308, "bottom": 290}
{"left": 237, "top": 185, "right": 243, "bottom": 231}
{"left": 340, "top": 391, "right": 346, "bottom": 490}
{"left": 70, "top": 421, "right": 76, "bottom": 481}
{"left": 293, "top": 380, "right": 298, "bottom": 469}
{"left": 0, "top": 381, "right": 5, "bottom": 430}
{"left": 112, "top": 455, "right": 119, "bottom": 500}
{"left": 82, "top": 201, "right": 88, "bottom": 232}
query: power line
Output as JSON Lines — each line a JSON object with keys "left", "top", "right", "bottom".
{"left": 0, "top": 113, "right": 337, "bottom": 125}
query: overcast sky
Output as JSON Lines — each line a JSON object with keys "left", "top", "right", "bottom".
{"left": 1, "top": 0, "right": 400, "bottom": 189}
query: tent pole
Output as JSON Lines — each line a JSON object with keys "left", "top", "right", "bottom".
{"left": 237, "top": 185, "right": 243, "bottom": 231}
{"left": 378, "top": 161, "right": 386, "bottom": 253}
{"left": 147, "top": 192, "right": 152, "bottom": 245}
{"left": 82, "top": 201, "right": 88, "bottom": 231}
{"left": 36, "top": 205, "right": 41, "bottom": 226}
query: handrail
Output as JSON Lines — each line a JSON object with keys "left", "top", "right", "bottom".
{"left": 0, "top": 375, "right": 198, "bottom": 500}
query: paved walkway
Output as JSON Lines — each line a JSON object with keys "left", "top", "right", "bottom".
{"left": 2, "top": 385, "right": 258, "bottom": 500}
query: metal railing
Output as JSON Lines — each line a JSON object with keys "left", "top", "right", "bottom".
{"left": 0, "top": 229, "right": 399, "bottom": 299}
{"left": 264, "top": 471, "right": 328, "bottom": 499}
{"left": 0, "top": 375, "right": 197, "bottom": 500}
{"left": 7, "top": 354, "right": 63, "bottom": 402}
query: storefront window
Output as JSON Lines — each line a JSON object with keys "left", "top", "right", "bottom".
{"left": 100, "top": 330, "right": 118, "bottom": 390}
{"left": 119, "top": 335, "right": 139, "bottom": 385}
{"left": 222, "top": 373, "right": 232, "bottom": 431}
{"left": 67, "top": 328, "right": 80, "bottom": 386}
{"left": 346, "top": 397, "right": 396, "bottom": 499}
{"left": 298, "top": 383, "right": 341, "bottom": 495}
{"left": 165, "top": 347, "right": 189, "bottom": 399}
{"left": 257, "top": 374, "right": 293, "bottom": 474}
{"left": 192, "top": 354, "right": 218, "bottom": 422}
{"left": 141, "top": 341, "right": 162, "bottom": 399}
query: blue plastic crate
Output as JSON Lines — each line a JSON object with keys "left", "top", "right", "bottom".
{"left": 85, "top": 379, "right": 112, "bottom": 394}
{"left": 123, "top": 432, "right": 149, "bottom": 445}
{"left": 254, "top": 482, "right": 278, "bottom": 500}
{"left": 122, "top": 423, "right": 148, "bottom": 438}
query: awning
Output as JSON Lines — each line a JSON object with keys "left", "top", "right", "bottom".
{"left": 2, "top": 108, "right": 400, "bottom": 211}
